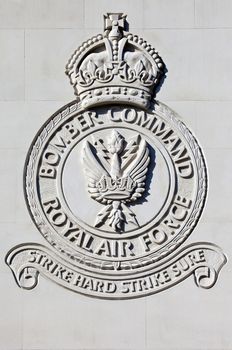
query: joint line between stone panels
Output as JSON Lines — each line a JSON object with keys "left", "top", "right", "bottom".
{"left": 145, "top": 296, "right": 148, "bottom": 349}
{"left": 25, "top": 29, "right": 28, "bottom": 101}
{"left": 83, "top": 0, "right": 85, "bottom": 29}
{"left": 1, "top": 26, "right": 232, "bottom": 30}
{"left": 23, "top": 29, "right": 26, "bottom": 101}
{"left": 199, "top": 147, "right": 232, "bottom": 150}
{"left": 0, "top": 27, "right": 86, "bottom": 30}
{"left": 194, "top": 0, "right": 196, "bottom": 27}
{"left": 143, "top": 26, "right": 232, "bottom": 30}
{"left": 83, "top": 0, "right": 87, "bottom": 29}
{"left": 142, "top": 0, "right": 145, "bottom": 31}
{"left": 2, "top": 98, "right": 231, "bottom": 102}
{"left": 160, "top": 99, "right": 232, "bottom": 102}
{"left": 19, "top": 99, "right": 71, "bottom": 102}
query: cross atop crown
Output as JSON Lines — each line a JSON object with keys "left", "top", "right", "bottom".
{"left": 104, "top": 13, "right": 127, "bottom": 40}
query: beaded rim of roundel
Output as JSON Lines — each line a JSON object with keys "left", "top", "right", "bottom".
{"left": 24, "top": 100, "right": 207, "bottom": 268}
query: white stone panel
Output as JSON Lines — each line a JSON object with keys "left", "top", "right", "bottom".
{"left": 195, "top": 0, "right": 232, "bottom": 28}
{"left": 195, "top": 102, "right": 232, "bottom": 149}
{"left": 144, "top": 0, "right": 195, "bottom": 28}
{"left": 0, "top": 273, "right": 23, "bottom": 349}
{"left": 0, "top": 30, "right": 24, "bottom": 100}
{"left": 0, "top": 101, "right": 64, "bottom": 148}
{"left": 167, "top": 101, "right": 232, "bottom": 148}
{"left": 194, "top": 221, "right": 232, "bottom": 259}
{"left": 201, "top": 148, "right": 232, "bottom": 222}
{"left": 84, "top": 0, "right": 144, "bottom": 29}
{"left": 24, "top": 0, "right": 84, "bottom": 29}
{"left": 25, "top": 30, "right": 86, "bottom": 101}
{"left": 0, "top": 0, "right": 85, "bottom": 29}
{"left": 146, "top": 277, "right": 232, "bottom": 349}
{"left": 0, "top": 150, "right": 17, "bottom": 223}
{"left": 0, "top": 0, "right": 25, "bottom": 28}
{"left": 22, "top": 283, "right": 146, "bottom": 349}
{"left": 144, "top": 28, "right": 232, "bottom": 101}
{"left": 165, "top": 101, "right": 198, "bottom": 131}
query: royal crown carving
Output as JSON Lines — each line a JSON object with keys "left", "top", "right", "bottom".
{"left": 66, "top": 13, "right": 164, "bottom": 109}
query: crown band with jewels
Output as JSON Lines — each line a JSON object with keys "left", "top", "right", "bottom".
{"left": 96, "top": 175, "right": 136, "bottom": 201}
{"left": 66, "top": 13, "right": 165, "bottom": 109}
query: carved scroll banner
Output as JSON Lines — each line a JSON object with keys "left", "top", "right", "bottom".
{"left": 6, "top": 243, "right": 226, "bottom": 299}
{"left": 6, "top": 13, "right": 226, "bottom": 298}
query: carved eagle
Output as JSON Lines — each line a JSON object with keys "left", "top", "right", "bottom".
{"left": 82, "top": 130, "right": 150, "bottom": 232}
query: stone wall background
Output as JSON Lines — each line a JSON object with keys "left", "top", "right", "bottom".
{"left": 0, "top": 0, "right": 232, "bottom": 349}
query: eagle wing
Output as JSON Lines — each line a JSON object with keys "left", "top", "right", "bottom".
{"left": 123, "top": 139, "right": 150, "bottom": 202}
{"left": 83, "top": 141, "right": 109, "bottom": 204}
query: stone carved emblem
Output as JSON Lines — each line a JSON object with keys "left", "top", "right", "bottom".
{"left": 83, "top": 131, "right": 150, "bottom": 231}
{"left": 6, "top": 13, "right": 226, "bottom": 299}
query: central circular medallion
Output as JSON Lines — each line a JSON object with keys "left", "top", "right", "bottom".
{"left": 61, "top": 126, "right": 175, "bottom": 238}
